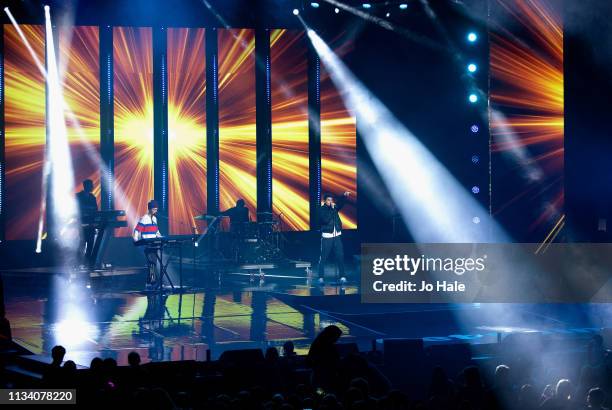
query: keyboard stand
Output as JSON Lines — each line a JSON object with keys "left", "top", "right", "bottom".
{"left": 150, "top": 242, "right": 175, "bottom": 292}
{"left": 137, "top": 236, "right": 195, "bottom": 293}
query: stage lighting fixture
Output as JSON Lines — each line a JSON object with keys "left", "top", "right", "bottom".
{"left": 362, "top": 3, "right": 372, "bottom": 9}
{"left": 472, "top": 186, "right": 480, "bottom": 194}
{"left": 468, "top": 93, "right": 478, "bottom": 103}
{"left": 335, "top": 7, "right": 339, "bottom": 13}
{"left": 471, "top": 124, "right": 479, "bottom": 133}
{"left": 3, "top": 7, "right": 9, "bottom": 12}
{"left": 44, "top": 5, "right": 50, "bottom": 11}
{"left": 467, "top": 32, "right": 478, "bottom": 42}
{"left": 467, "top": 63, "right": 477, "bottom": 73}
{"left": 399, "top": 3, "right": 408, "bottom": 9}
{"left": 293, "top": 8, "right": 299, "bottom": 15}
{"left": 472, "top": 216, "right": 480, "bottom": 224}
{"left": 310, "top": 2, "right": 320, "bottom": 7}
{"left": 386, "top": 12, "right": 390, "bottom": 17}
{"left": 471, "top": 155, "right": 479, "bottom": 164}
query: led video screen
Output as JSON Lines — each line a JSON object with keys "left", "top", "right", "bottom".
{"left": 218, "top": 29, "right": 257, "bottom": 220}
{"left": 270, "top": 29, "right": 310, "bottom": 231}
{"left": 320, "top": 47, "right": 357, "bottom": 229}
{"left": 59, "top": 26, "right": 100, "bottom": 203}
{"left": 113, "top": 27, "right": 153, "bottom": 236}
{"left": 4, "top": 24, "right": 46, "bottom": 240}
{"left": 490, "top": 0, "right": 563, "bottom": 241}
{"left": 167, "top": 28, "right": 207, "bottom": 234}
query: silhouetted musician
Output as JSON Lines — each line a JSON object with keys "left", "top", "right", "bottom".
{"left": 76, "top": 179, "right": 98, "bottom": 267}
{"left": 220, "top": 199, "right": 250, "bottom": 233}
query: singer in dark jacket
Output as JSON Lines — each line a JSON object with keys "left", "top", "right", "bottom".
{"left": 318, "top": 191, "right": 350, "bottom": 285}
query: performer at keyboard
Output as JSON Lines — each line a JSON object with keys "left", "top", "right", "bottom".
{"left": 133, "top": 200, "right": 162, "bottom": 288}
{"left": 220, "top": 198, "right": 250, "bottom": 233}
{"left": 76, "top": 179, "right": 98, "bottom": 267}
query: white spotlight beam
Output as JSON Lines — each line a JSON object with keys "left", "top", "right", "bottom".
{"left": 45, "top": 6, "right": 80, "bottom": 262}
{"left": 4, "top": 8, "right": 47, "bottom": 77}
{"left": 306, "top": 29, "right": 509, "bottom": 243}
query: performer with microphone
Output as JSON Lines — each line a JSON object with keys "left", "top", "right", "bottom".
{"left": 318, "top": 191, "right": 351, "bottom": 285}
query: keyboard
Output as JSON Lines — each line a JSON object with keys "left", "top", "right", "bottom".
{"left": 82, "top": 210, "right": 127, "bottom": 228}
{"left": 134, "top": 235, "right": 197, "bottom": 247}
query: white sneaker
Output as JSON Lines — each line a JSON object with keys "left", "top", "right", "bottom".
{"left": 339, "top": 276, "right": 347, "bottom": 285}
{"left": 317, "top": 277, "right": 324, "bottom": 286}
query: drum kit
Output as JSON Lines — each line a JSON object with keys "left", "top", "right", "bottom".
{"left": 193, "top": 211, "right": 283, "bottom": 263}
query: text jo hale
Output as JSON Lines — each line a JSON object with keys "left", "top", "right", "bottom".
{"left": 372, "top": 280, "right": 466, "bottom": 292}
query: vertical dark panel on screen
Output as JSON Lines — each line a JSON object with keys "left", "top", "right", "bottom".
{"left": 153, "top": 26, "right": 169, "bottom": 233}
{"left": 0, "top": 24, "right": 4, "bottom": 243}
{"left": 100, "top": 26, "right": 114, "bottom": 211}
{"left": 206, "top": 28, "right": 219, "bottom": 215}
{"left": 256, "top": 29, "right": 272, "bottom": 220}
{"left": 308, "top": 45, "right": 321, "bottom": 230}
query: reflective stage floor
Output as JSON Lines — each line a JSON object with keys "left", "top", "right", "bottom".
{"left": 2, "top": 268, "right": 610, "bottom": 367}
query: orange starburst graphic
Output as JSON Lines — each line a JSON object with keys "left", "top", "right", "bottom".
{"left": 218, "top": 29, "right": 257, "bottom": 217}
{"left": 321, "top": 39, "right": 357, "bottom": 229}
{"left": 167, "top": 28, "right": 207, "bottom": 234}
{"left": 113, "top": 27, "right": 154, "bottom": 236}
{"left": 4, "top": 24, "right": 46, "bottom": 240}
{"left": 271, "top": 29, "right": 310, "bottom": 231}
{"left": 59, "top": 26, "right": 101, "bottom": 200}
{"left": 490, "top": 0, "right": 563, "bottom": 239}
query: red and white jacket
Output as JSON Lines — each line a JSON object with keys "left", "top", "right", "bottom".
{"left": 133, "top": 214, "right": 162, "bottom": 242}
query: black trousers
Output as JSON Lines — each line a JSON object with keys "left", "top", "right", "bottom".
{"left": 318, "top": 235, "right": 345, "bottom": 278}
{"left": 80, "top": 227, "right": 96, "bottom": 266}
{"left": 144, "top": 247, "right": 160, "bottom": 285}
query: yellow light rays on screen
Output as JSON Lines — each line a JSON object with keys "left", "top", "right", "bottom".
{"left": 113, "top": 27, "right": 154, "bottom": 236}
{"left": 271, "top": 29, "right": 310, "bottom": 231}
{"left": 3, "top": 25, "right": 358, "bottom": 239}
{"left": 218, "top": 29, "right": 257, "bottom": 216}
{"left": 167, "top": 28, "right": 207, "bottom": 234}
{"left": 321, "top": 65, "right": 357, "bottom": 229}
{"left": 4, "top": 24, "right": 46, "bottom": 240}
{"left": 490, "top": 0, "right": 563, "bottom": 236}
{"left": 58, "top": 26, "right": 101, "bottom": 200}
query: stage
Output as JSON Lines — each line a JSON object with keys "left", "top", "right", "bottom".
{"left": 2, "top": 266, "right": 608, "bottom": 367}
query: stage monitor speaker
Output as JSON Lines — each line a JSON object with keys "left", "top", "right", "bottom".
{"left": 427, "top": 343, "right": 472, "bottom": 365}
{"left": 142, "top": 360, "right": 197, "bottom": 377}
{"left": 219, "top": 348, "right": 264, "bottom": 366}
{"left": 336, "top": 342, "right": 359, "bottom": 358}
{"left": 383, "top": 338, "right": 424, "bottom": 366}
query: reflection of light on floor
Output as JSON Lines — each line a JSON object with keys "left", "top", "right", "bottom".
{"left": 476, "top": 325, "right": 540, "bottom": 334}
{"left": 53, "top": 315, "right": 99, "bottom": 349}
